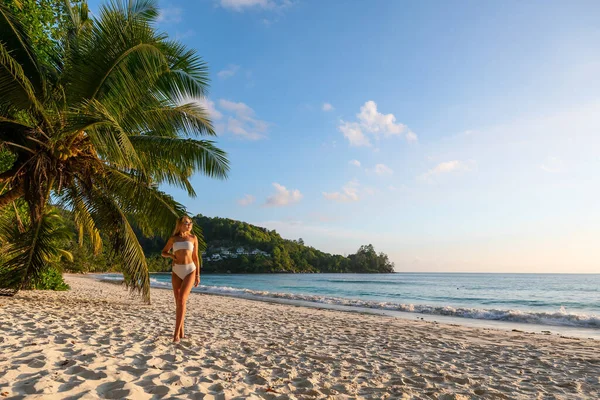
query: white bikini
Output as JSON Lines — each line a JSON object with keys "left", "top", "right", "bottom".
{"left": 172, "top": 240, "right": 196, "bottom": 279}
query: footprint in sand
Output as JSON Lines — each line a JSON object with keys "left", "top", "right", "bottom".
{"left": 57, "top": 376, "right": 86, "bottom": 393}
{"left": 244, "top": 374, "right": 267, "bottom": 385}
{"left": 96, "top": 380, "right": 127, "bottom": 399}
{"left": 26, "top": 358, "right": 46, "bottom": 369}
{"left": 145, "top": 385, "right": 170, "bottom": 396}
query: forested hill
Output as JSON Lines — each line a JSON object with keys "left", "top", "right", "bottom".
{"left": 142, "top": 214, "right": 395, "bottom": 274}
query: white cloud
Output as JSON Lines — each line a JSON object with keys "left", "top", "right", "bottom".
{"left": 237, "top": 194, "right": 255, "bottom": 206}
{"left": 157, "top": 7, "right": 183, "bottom": 23}
{"left": 339, "top": 121, "right": 371, "bottom": 147}
{"left": 374, "top": 163, "right": 393, "bottom": 175}
{"left": 219, "top": 0, "right": 293, "bottom": 12}
{"left": 184, "top": 97, "right": 268, "bottom": 139}
{"left": 322, "top": 103, "right": 334, "bottom": 112}
{"left": 540, "top": 157, "right": 565, "bottom": 173}
{"left": 349, "top": 159, "right": 361, "bottom": 167}
{"left": 323, "top": 181, "right": 360, "bottom": 203}
{"left": 405, "top": 130, "right": 418, "bottom": 142}
{"left": 219, "top": 99, "right": 269, "bottom": 140}
{"left": 219, "top": 0, "right": 269, "bottom": 11}
{"left": 192, "top": 97, "right": 223, "bottom": 121}
{"left": 175, "top": 30, "right": 195, "bottom": 40}
{"left": 217, "top": 64, "right": 240, "bottom": 79}
{"left": 358, "top": 101, "right": 405, "bottom": 135}
{"left": 419, "top": 160, "right": 472, "bottom": 181}
{"left": 265, "top": 183, "right": 302, "bottom": 207}
{"left": 339, "top": 101, "right": 416, "bottom": 146}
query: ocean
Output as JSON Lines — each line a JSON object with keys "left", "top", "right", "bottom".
{"left": 98, "top": 272, "right": 600, "bottom": 337}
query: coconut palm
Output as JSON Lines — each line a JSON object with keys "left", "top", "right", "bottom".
{"left": 0, "top": 0, "right": 229, "bottom": 301}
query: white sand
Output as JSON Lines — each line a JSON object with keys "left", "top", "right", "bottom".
{"left": 1, "top": 275, "right": 599, "bottom": 399}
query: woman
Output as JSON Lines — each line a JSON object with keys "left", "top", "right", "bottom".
{"left": 161, "top": 216, "right": 201, "bottom": 343}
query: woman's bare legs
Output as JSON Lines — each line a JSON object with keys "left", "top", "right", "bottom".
{"left": 172, "top": 272, "right": 195, "bottom": 342}
{"left": 171, "top": 273, "right": 184, "bottom": 339}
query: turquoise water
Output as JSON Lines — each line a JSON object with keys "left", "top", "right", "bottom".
{"left": 99, "top": 272, "right": 600, "bottom": 330}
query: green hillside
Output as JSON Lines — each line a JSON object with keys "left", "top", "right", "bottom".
{"left": 138, "top": 214, "right": 394, "bottom": 273}
{"left": 191, "top": 214, "right": 394, "bottom": 273}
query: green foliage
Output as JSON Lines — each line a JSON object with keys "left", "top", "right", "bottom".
{"left": 146, "top": 254, "right": 172, "bottom": 272}
{"left": 1, "top": 0, "right": 77, "bottom": 63}
{"left": 0, "top": 208, "right": 74, "bottom": 290}
{"left": 0, "top": 148, "right": 15, "bottom": 174}
{"left": 192, "top": 214, "right": 395, "bottom": 274}
{"left": 31, "top": 266, "right": 70, "bottom": 290}
{"left": 0, "top": 0, "right": 228, "bottom": 300}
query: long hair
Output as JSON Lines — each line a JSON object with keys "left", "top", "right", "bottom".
{"left": 172, "top": 216, "right": 192, "bottom": 237}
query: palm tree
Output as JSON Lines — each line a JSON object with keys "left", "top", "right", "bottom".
{"left": 0, "top": 0, "right": 229, "bottom": 301}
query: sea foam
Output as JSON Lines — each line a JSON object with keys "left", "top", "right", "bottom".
{"left": 97, "top": 274, "right": 600, "bottom": 329}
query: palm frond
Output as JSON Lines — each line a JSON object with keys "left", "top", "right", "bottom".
{"left": 0, "top": 2, "right": 42, "bottom": 93}
{"left": 0, "top": 41, "right": 44, "bottom": 113}
{"left": 77, "top": 100, "right": 145, "bottom": 171}
{"left": 122, "top": 0, "right": 159, "bottom": 21}
{"left": 0, "top": 209, "right": 72, "bottom": 291}
{"left": 153, "top": 40, "right": 209, "bottom": 100}
{"left": 65, "top": 2, "right": 168, "bottom": 106}
{"left": 69, "top": 186, "right": 103, "bottom": 254}
{"left": 80, "top": 183, "right": 151, "bottom": 302}
{"left": 140, "top": 102, "right": 216, "bottom": 137}
{"left": 98, "top": 167, "right": 188, "bottom": 238}
{"left": 128, "top": 136, "right": 229, "bottom": 183}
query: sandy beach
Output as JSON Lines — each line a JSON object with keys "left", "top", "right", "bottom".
{"left": 1, "top": 275, "right": 598, "bottom": 399}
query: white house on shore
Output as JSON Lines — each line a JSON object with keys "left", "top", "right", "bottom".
{"left": 204, "top": 247, "right": 271, "bottom": 262}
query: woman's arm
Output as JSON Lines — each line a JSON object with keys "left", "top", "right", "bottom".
{"left": 193, "top": 236, "right": 200, "bottom": 287}
{"left": 161, "top": 237, "right": 175, "bottom": 260}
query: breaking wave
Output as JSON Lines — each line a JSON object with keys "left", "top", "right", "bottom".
{"left": 98, "top": 274, "right": 600, "bottom": 329}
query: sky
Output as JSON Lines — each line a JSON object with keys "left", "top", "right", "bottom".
{"left": 91, "top": 0, "right": 600, "bottom": 273}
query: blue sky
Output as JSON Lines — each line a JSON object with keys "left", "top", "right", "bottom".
{"left": 92, "top": 0, "right": 600, "bottom": 272}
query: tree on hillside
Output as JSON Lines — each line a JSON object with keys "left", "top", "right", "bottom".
{"left": 347, "top": 244, "right": 395, "bottom": 273}
{"left": 0, "top": 0, "right": 229, "bottom": 300}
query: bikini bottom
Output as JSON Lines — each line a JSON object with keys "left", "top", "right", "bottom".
{"left": 172, "top": 263, "right": 196, "bottom": 280}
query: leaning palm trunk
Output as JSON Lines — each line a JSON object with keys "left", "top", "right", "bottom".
{"left": 0, "top": 0, "right": 229, "bottom": 301}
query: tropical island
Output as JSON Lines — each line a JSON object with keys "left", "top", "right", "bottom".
{"left": 140, "top": 214, "right": 395, "bottom": 274}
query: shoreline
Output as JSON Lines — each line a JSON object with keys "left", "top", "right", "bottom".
{"left": 96, "top": 272, "right": 600, "bottom": 340}
{"left": 2, "top": 275, "right": 599, "bottom": 399}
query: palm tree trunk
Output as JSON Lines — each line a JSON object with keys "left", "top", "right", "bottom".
{"left": 0, "top": 185, "right": 25, "bottom": 209}
{"left": 0, "top": 165, "right": 20, "bottom": 183}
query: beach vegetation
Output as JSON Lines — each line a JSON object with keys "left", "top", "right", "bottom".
{"left": 0, "top": 0, "right": 228, "bottom": 300}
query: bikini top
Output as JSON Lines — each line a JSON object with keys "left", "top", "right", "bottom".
{"left": 173, "top": 240, "right": 194, "bottom": 252}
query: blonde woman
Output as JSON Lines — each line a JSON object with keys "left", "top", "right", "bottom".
{"left": 161, "top": 216, "right": 200, "bottom": 343}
